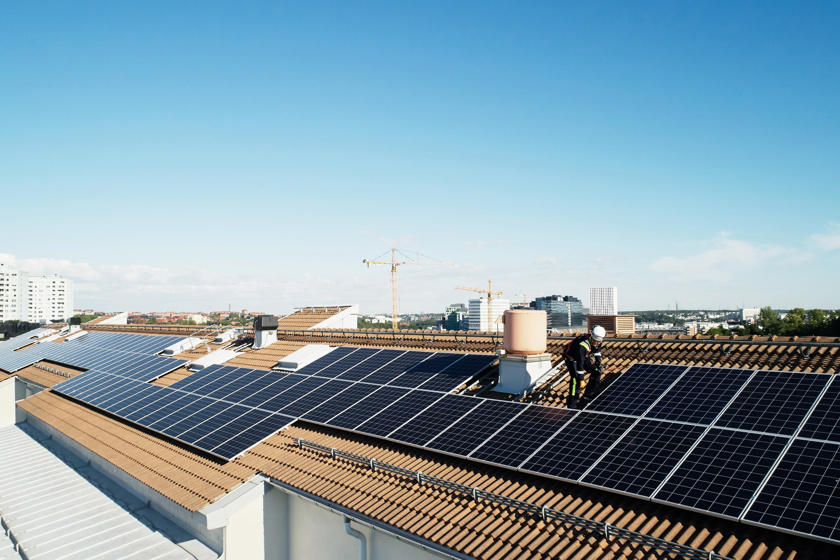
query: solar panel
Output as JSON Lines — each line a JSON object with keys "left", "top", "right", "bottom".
{"left": 586, "top": 363, "right": 688, "bottom": 416}
{"left": 388, "top": 353, "right": 462, "bottom": 389}
{"left": 159, "top": 399, "right": 231, "bottom": 438}
{"left": 645, "top": 367, "right": 754, "bottom": 425}
{"left": 355, "top": 390, "right": 443, "bottom": 438}
{"left": 277, "top": 379, "right": 355, "bottom": 417}
{"left": 326, "top": 385, "right": 412, "bottom": 430}
{"left": 580, "top": 419, "right": 706, "bottom": 499}
{"left": 469, "top": 405, "right": 577, "bottom": 468}
{"left": 653, "top": 427, "right": 789, "bottom": 520}
{"left": 389, "top": 394, "right": 482, "bottom": 447}
{"left": 300, "top": 383, "right": 381, "bottom": 424}
{"left": 714, "top": 371, "right": 830, "bottom": 435}
{"left": 424, "top": 399, "right": 527, "bottom": 456}
{"left": 292, "top": 346, "right": 357, "bottom": 375}
{"left": 520, "top": 412, "right": 636, "bottom": 482}
{"left": 333, "top": 349, "right": 404, "bottom": 382}
{"left": 796, "top": 378, "right": 840, "bottom": 443}
{"left": 358, "top": 351, "right": 432, "bottom": 385}
{"left": 313, "top": 347, "right": 381, "bottom": 378}
{"left": 255, "top": 376, "right": 330, "bottom": 413}
{"left": 743, "top": 439, "right": 840, "bottom": 543}
{"left": 211, "top": 413, "right": 295, "bottom": 460}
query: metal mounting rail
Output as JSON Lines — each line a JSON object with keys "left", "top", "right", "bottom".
{"left": 293, "top": 438, "right": 733, "bottom": 560}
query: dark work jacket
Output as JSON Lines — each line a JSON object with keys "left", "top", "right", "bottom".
{"left": 563, "top": 334, "right": 601, "bottom": 375}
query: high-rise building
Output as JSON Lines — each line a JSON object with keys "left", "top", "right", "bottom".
{"left": 533, "top": 295, "right": 584, "bottom": 329}
{"left": 468, "top": 297, "right": 510, "bottom": 333}
{"left": 0, "top": 263, "right": 74, "bottom": 323}
{"left": 589, "top": 287, "right": 618, "bottom": 316}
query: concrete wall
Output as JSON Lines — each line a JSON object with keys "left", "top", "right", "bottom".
{"left": 313, "top": 305, "right": 360, "bottom": 330}
{"left": 263, "top": 486, "right": 450, "bottom": 560}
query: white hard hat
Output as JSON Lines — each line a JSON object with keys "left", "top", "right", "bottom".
{"left": 591, "top": 326, "right": 606, "bottom": 342}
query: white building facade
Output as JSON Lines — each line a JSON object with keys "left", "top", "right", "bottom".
{"left": 0, "top": 263, "right": 73, "bottom": 323}
{"left": 589, "top": 287, "right": 618, "bottom": 316}
{"left": 468, "top": 297, "right": 511, "bottom": 333}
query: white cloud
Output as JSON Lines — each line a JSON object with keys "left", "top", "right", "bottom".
{"left": 812, "top": 224, "right": 840, "bottom": 251}
{"left": 651, "top": 233, "right": 791, "bottom": 283}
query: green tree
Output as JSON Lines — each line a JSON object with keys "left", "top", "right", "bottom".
{"left": 784, "top": 308, "right": 806, "bottom": 335}
{"left": 808, "top": 309, "right": 827, "bottom": 331}
{"left": 759, "top": 306, "right": 782, "bottom": 335}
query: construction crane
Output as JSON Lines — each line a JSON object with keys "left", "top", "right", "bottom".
{"left": 456, "top": 280, "right": 502, "bottom": 300}
{"left": 457, "top": 280, "right": 504, "bottom": 332}
{"left": 363, "top": 249, "right": 450, "bottom": 330}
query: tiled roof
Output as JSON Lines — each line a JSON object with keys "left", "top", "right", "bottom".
{"left": 17, "top": 325, "right": 840, "bottom": 559}
{"left": 277, "top": 306, "right": 351, "bottom": 330}
{"left": 18, "top": 392, "right": 836, "bottom": 559}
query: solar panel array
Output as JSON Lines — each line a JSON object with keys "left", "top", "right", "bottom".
{"left": 49, "top": 347, "right": 840, "bottom": 547}
{"left": 53, "top": 347, "right": 499, "bottom": 461}
{"left": 0, "top": 331, "right": 187, "bottom": 380}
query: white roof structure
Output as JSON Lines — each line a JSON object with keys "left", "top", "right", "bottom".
{"left": 0, "top": 424, "right": 212, "bottom": 560}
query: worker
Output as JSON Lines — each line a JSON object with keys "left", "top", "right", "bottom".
{"left": 563, "top": 325, "right": 606, "bottom": 409}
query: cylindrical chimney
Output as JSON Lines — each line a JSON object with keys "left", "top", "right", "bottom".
{"left": 502, "top": 310, "right": 547, "bottom": 355}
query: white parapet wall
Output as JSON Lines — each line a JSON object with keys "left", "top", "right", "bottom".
{"left": 310, "top": 305, "right": 359, "bottom": 330}
{"left": 96, "top": 312, "right": 129, "bottom": 325}
{"left": 0, "top": 377, "right": 15, "bottom": 428}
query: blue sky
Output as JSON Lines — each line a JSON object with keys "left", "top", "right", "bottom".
{"left": 2, "top": 2, "right": 838, "bottom": 314}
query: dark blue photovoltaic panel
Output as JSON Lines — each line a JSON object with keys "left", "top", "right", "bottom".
{"left": 191, "top": 408, "right": 273, "bottom": 452}
{"left": 211, "top": 413, "right": 295, "bottom": 460}
{"left": 327, "top": 386, "right": 412, "bottom": 430}
{"left": 581, "top": 419, "right": 705, "bottom": 498}
{"left": 645, "top": 367, "right": 754, "bottom": 425}
{"left": 714, "top": 371, "right": 830, "bottom": 435}
{"left": 355, "top": 390, "right": 443, "bottom": 438}
{"left": 314, "top": 348, "right": 380, "bottom": 378}
{"left": 796, "top": 379, "right": 840, "bottom": 443}
{"left": 744, "top": 439, "right": 840, "bottom": 542}
{"left": 222, "top": 371, "right": 281, "bottom": 404}
{"left": 388, "top": 353, "right": 462, "bottom": 388}
{"left": 469, "top": 405, "right": 578, "bottom": 468}
{"left": 586, "top": 363, "right": 688, "bottom": 416}
{"left": 160, "top": 399, "right": 231, "bottom": 438}
{"left": 389, "top": 394, "right": 481, "bottom": 446}
{"left": 143, "top": 393, "right": 206, "bottom": 428}
{"left": 167, "top": 365, "right": 225, "bottom": 391}
{"left": 301, "top": 383, "right": 379, "bottom": 424}
{"left": 109, "top": 385, "right": 168, "bottom": 416}
{"left": 255, "top": 376, "right": 329, "bottom": 412}
{"left": 424, "top": 400, "right": 527, "bottom": 456}
{"left": 334, "top": 350, "right": 404, "bottom": 382}
{"left": 277, "top": 379, "right": 354, "bottom": 417}
{"left": 293, "top": 346, "right": 358, "bottom": 375}
{"left": 176, "top": 403, "right": 249, "bottom": 444}
{"left": 358, "top": 351, "right": 430, "bottom": 385}
{"left": 653, "top": 428, "right": 789, "bottom": 520}
{"left": 520, "top": 412, "right": 635, "bottom": 481}
{"left": 237, "top": 374, "right": 305, "bottom": 408}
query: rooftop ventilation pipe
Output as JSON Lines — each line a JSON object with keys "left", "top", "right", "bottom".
{"left": 343, "top": 516, "right": 367, "bottom": 560}
{"left": 68, "top": 317, "right": 82, "bottom": 334}
{"left": 495, "top": 310, "right": 553, "bottom": 395}
{"left": 252, "top": 315, "right": 278, "bottom": 349}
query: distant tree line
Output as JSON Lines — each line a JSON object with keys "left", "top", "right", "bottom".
{"left": 705, "top": 307, "right": 840, "bottom": 337}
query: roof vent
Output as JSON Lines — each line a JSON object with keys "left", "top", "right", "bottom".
{"left": 68, "top": 316, "right": 82, "bottom": 333}
{"left": 161, "top": 337, "right": 205, "bottom": 356}
{"left": 64, "top": 330, "right": 88, "bottom": 342}
{"left": 253, "top": 315, "right": 278, "bottom": 349}
{"left": 213, "top": 328, "right": 242, "bottom": 344}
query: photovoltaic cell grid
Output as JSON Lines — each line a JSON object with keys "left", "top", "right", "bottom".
{"left": 645, "top": 367, "right": 754, "bottom": 425}
{"left": 714, "top": 370, "right": 830, "bottom": 435}
{"left": 585, "top": 363, "right": 688, "bottom": 416}
{"left": 652, "top": 428, "right": 790, "bottom": 520}
{"left": 52, "top": 347, "right": 497, "bottom": 461}
{"left": 63, "top": 331, "right": 187, "bottom": 355}
{"left": 743, "top": 439, "right": 840, "bottom": 543}
{"left": 0, "top": 331, "right": 188, "bottom": 378}
{"left": 580, "top": 419, "right": 705, "bottom": 499}
{"left": 54, "top": 370, "right": 295, "bottom": 461}
{"left": 791, "top": 377, "right": 840, "bottom": 443}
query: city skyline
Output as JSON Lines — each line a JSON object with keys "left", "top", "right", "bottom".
{"left": 3, "top": 3, "right": 838, "bottom": 314}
